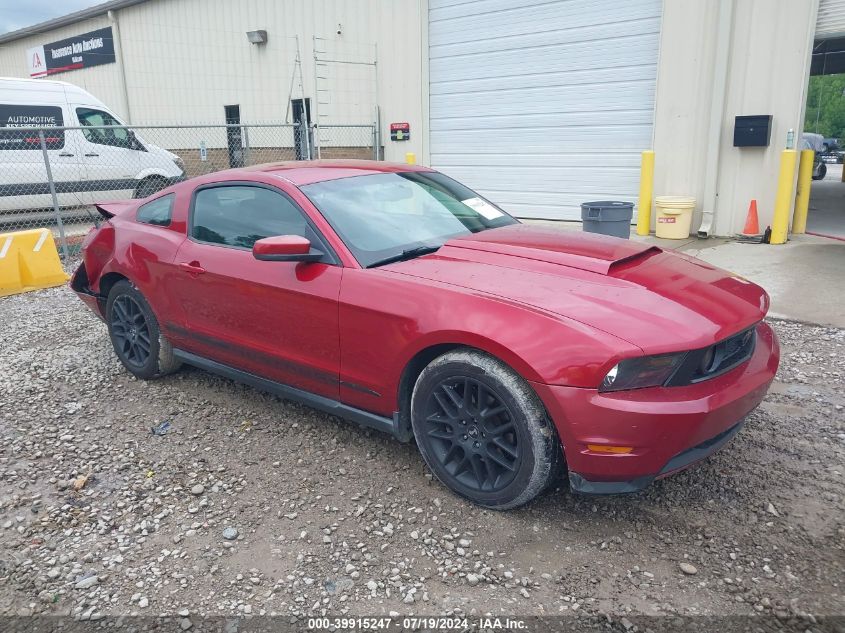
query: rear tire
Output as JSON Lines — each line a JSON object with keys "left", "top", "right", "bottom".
{"left": 411, "top": 349, "right": 561, "bottom": 510}
{"left": 134, "top": 176, "right": 168, "bottom": 199}
{"left": 813, "top": 162, "right": 827, "bottom": 181}
{"left": 106, "top": 280, "right": 181, "bottom": 379}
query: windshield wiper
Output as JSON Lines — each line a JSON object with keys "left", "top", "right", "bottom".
{"left": 366, "top": 245, "right": 442, "bottom": 268}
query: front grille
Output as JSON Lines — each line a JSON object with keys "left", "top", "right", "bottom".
{"left": 665, "top": 326, "right": 757, "bottom": 387}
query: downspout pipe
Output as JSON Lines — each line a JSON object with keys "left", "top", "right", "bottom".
{"left": 698, "top": 0, "right": 735, "bottom": 237}
{"left": 108, "top": 9, "right": 132, "bottom": 123}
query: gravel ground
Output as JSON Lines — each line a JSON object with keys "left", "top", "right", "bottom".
{"left": 0, "top": 282, "right": 843, "bottom": 629}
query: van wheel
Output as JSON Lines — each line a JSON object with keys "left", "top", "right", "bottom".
{"left": 134, "top": 177, "right": 168, "bottom": 199}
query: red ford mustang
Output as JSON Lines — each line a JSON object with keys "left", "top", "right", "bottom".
{"left": 71, "top": 160, "right": 780, "bottom": 509}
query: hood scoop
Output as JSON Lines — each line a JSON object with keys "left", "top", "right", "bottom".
{"left": 445, "top": 225, "right": 662, "bottom": 275}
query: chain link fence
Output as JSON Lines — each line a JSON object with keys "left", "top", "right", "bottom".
{"left": 0, "top": 121, "right": 377, "bottom": 258}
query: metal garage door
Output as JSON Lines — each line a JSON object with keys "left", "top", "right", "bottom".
{"left": 429, "top": 0, "right": 662, "bottom": 220}
{"left": 817, "top": 0, "right": 845, "bottom": 37}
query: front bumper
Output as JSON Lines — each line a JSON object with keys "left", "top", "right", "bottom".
{"left": 531, "top": 321, "right": 780, "bottom": 494}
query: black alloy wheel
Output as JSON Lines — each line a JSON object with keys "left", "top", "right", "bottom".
{"left": 105, "top": 279, "right": 182, "bottom": 379}
{"left": 422, "top": 376, "right": 521, "bottom": 492}
{"left": 411, "top": 349, "right": 561, "bottom": 510}
{"left": 110, "top": 294, "right": 152, "bottom": 368}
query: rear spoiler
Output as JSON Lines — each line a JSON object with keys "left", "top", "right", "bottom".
{"left": 94, "top": 201, "right": 135, "bottom": 220}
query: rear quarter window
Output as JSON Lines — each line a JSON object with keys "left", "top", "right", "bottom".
{"left": 137, "top": 194, "right": 174, "bottom": 226}
{"left": 0, "top": 104, "right": 65, "bottom": 150}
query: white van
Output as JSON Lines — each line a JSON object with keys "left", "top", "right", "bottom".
{"left": 0, "top": 77, "right": 184, "bottom": 212}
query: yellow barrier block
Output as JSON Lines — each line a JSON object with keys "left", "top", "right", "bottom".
{"left": 0, "top": 229, "right": 70, "bottom": 298}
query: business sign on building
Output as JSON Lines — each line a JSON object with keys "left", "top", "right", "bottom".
{"left": 27, "top": 27, "right": 115, "bottom": 78}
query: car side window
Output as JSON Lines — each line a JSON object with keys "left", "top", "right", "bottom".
{"left": 137, "top": 194, "right": 174, "bottom": 227}
{"left": 191, "top": 185, "right": 310, "bottom": 249}
{"left": 76, "top": 107, "right": 135, "bottom": 149}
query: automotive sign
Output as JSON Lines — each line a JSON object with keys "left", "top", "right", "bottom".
{"left": 27, "top": 27, "right": 116, "bottom": 78}
{"left": 0, "top": 104, "right": 65, "bottom": 150}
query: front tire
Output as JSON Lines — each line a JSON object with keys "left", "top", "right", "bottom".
{"left": 106, "top": 280, "right": 181, "bottom": 379}
{"left": 411, "top": 349, "right": 561, "bottom": 510}
{"left": 813, "top": 162, "right": 827, "bottom": 180}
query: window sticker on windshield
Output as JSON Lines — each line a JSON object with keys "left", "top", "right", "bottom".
{"left": 462, "top": 197, "right": 503, "bottom": 220}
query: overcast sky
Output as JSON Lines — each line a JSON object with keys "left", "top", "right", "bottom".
{"left": 0, "top": 0, "right": 105, "bottom": 36}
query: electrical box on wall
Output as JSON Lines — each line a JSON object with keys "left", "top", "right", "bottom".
{"left": 734, "top": 115, "right": 773, "bottom": 147}
{"left": 390, "top": 122, "right": 410, "bottom": 141}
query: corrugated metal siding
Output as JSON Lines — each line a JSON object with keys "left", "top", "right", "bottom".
{"left": 817, "top": 0, "right": 845, "bottom": 37}
{"left": 429, "top": 0, "right": 662, "bottom": 220}
{"left": 0, "top": 0, "right": 425, "bottom": 162}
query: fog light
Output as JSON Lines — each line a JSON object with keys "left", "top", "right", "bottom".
{"left": 699, "top": 347, "right": 715, "bottom": 373}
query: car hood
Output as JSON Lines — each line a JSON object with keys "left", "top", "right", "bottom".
{"left": 383, "top": 224, "right": 769, "bottom": 353}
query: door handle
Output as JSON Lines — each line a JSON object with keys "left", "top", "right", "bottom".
{"left": 58, "top": 152, "right": 74, "bottom": 157}
{"left": 178, "top": 262, "right": 205, "bottom": 275}
{"left": 84, "top": 153, "right": 99, "bottom": 157}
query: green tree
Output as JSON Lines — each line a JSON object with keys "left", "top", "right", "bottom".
{"left": 805, "top": 74, "right": 845, "bottom": 139}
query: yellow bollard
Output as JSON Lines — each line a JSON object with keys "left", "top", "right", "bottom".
{"left": 405, "top": 152, "right": 416, "bottom": 165}
{"left": 792, "top": 149, "right": 814, "bottom": 234}
{"left": 770, "top": 149, "right": 797, "bottom": 245}
{"left": 636, "top": 150, "right": 655, "bottom": 236}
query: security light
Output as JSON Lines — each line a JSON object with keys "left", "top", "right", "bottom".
{"left": 246, "top": 30, "right": 268, "bottom": 44}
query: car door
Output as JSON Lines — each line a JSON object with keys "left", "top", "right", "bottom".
{"left": 0, "top": 103, "right": 85, "bottom": 212}
{"left": 168, "top": 182, "right": 342, "bottom": 399}
{"left": 73, "top": 105, "right": 141, "bottom": 204}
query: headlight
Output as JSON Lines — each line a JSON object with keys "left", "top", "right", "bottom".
{"left": 599, "top": 352, "right": 687, "bottom": 392}
{"left": 172, "top": 156, "right": 185, "bottom": 171}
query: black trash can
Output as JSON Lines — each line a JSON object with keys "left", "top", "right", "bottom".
{"left": 580, "top": 201, "right": 634, "bottom": 239}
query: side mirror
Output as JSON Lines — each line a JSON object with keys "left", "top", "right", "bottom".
{"left": 253, "top": 235, "right": 324, "bottom": 262}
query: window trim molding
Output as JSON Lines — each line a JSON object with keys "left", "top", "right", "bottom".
{"left": 187, "top": 181, "right": 340, "bottom": 266}
{"left": 136, "top": 192, "right": 175, "bottom": 227}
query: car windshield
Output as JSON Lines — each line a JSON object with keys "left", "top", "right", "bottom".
{"left": 301, "top": 171, "right": 517, "bottom": 267}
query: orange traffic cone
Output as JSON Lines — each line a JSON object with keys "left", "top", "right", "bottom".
{"left": 742, "top": 200, "right": 760, "bottom": 236}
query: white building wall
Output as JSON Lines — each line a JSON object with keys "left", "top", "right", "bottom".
{"left": 1, "top": 0, "right": 828, "bottom": 234}
{"left": 652, "top": 0, "right": 819, "bottom": 236}
{"left": 0, "top": 0, "right": 426, "bottom": 163}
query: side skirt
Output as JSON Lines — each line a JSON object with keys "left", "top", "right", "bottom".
{"left": 172, "top": 348, "right": 407, "bottom": 441}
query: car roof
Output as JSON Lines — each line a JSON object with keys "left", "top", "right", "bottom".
{"left": 241, "top": 159, "right": 435, "bottom": 186}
